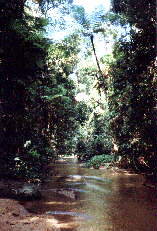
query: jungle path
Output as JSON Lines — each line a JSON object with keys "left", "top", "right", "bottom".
{"left": 22, "top": 156, "right": 157, "bottom": 231}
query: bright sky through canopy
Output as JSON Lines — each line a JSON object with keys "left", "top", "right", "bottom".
{"left": 48, "top": 0, "right": 112, "bottom": 48}
{"left": 74, "top": 0, "right": 111, "bottom": 13}
{"left": 46, "top": 0, "right": 112, "bottom": 62}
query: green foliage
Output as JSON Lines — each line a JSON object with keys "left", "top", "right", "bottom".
{"left": 74, "top": 0, "right": 156, "bottom": 172}
{"left": 75, "top": 64, "right": 112, "bottom": 161}
{"left": 86, "top": 154, "right": 114, "bottom": 169}
{"left": 91, "top": 113, "right": 112, "bottom": 155}
{"left": 112, "top": 0, "right": 156, "bottom": 28}
{"left": 101, "top": 12, "right": 128, "bottom": 26}
{"left": 38, "top": 0, "right": 74, "bottom": 14}
{"left": 75, "top": 102, "right": 91, "bottom": 125}
{"left": 28, "top": 148, "right": 40, "bottom": 159}
{"left": 0, "top": 0, "right": 81, "bottom": 179}
{"left": 107, "top": 0, "right": 156, "bottom": 169}
{"left": 11, "top": 16, "right": 48, "bottom": 40}
{"left": 1, "top": 0, "right": 156, "bottom": 178}
{"left": 71, "top": 5, "right": 90, "bottom": 29}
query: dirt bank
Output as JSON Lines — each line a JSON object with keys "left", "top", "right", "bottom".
{"left": 0, "top": 198, "right": 59, "bottom": 231}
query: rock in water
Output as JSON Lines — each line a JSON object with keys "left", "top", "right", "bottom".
{"left": 14, "top": 184, "right": 41, "bottom": 200}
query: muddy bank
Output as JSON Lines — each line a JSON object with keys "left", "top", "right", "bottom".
{"left": 0, "top": 198, "right": 59, "bottom": 231}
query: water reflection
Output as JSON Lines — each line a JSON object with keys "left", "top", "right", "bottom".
{"left": 84, "top": 175, "right": 111, "bottom": 183}
{"left": 85, "top": 182, "right": 111, "bottom": 193}
{"left": 46, "top": 211, "right": 93, "bottom": 219}
{"left": 22, "top": 159, "right": 157, "bottom": 231}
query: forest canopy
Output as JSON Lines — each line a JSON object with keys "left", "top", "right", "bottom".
{"left": 0, "top": 0, "right": 156, "bottom": 179}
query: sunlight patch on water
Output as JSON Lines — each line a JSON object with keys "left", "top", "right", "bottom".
{"left": 67, "top": 175, "right": 84, "bottom": 180}
{"left": 66, "top": 182, "right": 86, "bottom": 186}
{"left": 84, "top": 175, "right": 112, "bottom": 183}
{"left": 40, "top": 188, "right": 89, "bottom": 193}
{"left": 44, "top": 201, "right": 77, "bottom": 206}
{"left": 85, "top": 183, "right": 111, "bottom": 193}
{"left": 46, "top": 211, "right": 93, "bottom": 220}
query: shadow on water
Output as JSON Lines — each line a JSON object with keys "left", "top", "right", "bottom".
{"left": 22, "top": 157, "right": 157, "bottom": 231}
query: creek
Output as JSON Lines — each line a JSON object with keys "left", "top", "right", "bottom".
{"left": 22, "top": 157, "right": 157, "bottom": 231}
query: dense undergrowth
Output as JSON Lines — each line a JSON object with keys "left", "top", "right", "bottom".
{"left": 86, "top": 154, "right": 114, "bottom": 169}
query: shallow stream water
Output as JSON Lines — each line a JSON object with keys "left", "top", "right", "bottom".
{"left": 23, "top": 157, "right": 157, "bottom": 231}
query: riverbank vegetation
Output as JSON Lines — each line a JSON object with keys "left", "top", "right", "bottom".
{"left": 0, "top": 0, "right": 156, "bottom": 180}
